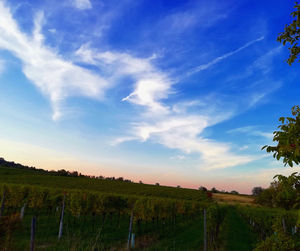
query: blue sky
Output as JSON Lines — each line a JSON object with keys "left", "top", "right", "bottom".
{"left": 0, "top": 0, "right": 299, "bottom": 193}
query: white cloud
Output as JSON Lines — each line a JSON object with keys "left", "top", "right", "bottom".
{"left": 115, "top": 112, "right": 255, "bottom": 170}
{"left": 73, "top": 0, "right": 92, "bottom": 10}
{"left": 0, "top": 2, "right": 108, "bottom": 120}
{"left": 76, "top": 44, "right": 172, "bottom": 114}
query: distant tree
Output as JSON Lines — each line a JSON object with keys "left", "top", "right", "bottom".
{"left": 211, "top": 187, "right": 218, "bottom": 193}
{"left": 255, "top": 187, "right": 274, "bottom": 207}
{"left": 277, "top": 2, "right": 300, "bottom": 65}
{"left": 177, "top": 185, "right": 181, "bottom": 188}
{"left": 252, "top": 186, "right": 263, "bottom": 196}
{"left": 139, "top": 180, "right": 143, "bottom": 184}
{"left": 262, "top": 105, "right": 300, "bottom": 167}
{"left": 70, "top": 171, "right": 78, "bottom": 177}
{"left": 198, "top": 186, "right": 207, "bottom": 192}
{"left": 117, "top": 177, "right": 124, "bottom": 181}
{"left": 155, "top": 183, "right": 160, "bottom": 186}
{"left": 57, "top": 169, "right": 68, "bottom": 176}
{"left": 230, "top": 190, "right": 239, "bottom": 195}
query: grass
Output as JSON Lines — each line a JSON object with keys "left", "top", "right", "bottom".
{"left": 140, "top": 217, "right": 204, "bottom": 251}
{"left": 219, "top": 207, "right": 257, "bottom": 251}
{"left": 212, "top": 193, "right": 255, "bottom": 206}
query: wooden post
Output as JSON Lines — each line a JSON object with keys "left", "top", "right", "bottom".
{"left": 0, "top": 189, "right": 6, "bottom": 217}
{"left": 131, "top": 233, "right": 135, "bottom": 249}
{"left": 282, "top": 217, "right": 286, "bottom": 233}
{"left": 203, "top": 208, "right": 207, "bottom": 251}
{"left": 127, "top": 209, "right": 134, "bottom": 250}
{"left": 30, "top": 216, "right": 36, "bottom": 251}
{"left": 58, "top": 194, "right": 66, "bottom": 239}
{"left": 20, "top": 203, "right": 26, "bottom": 220}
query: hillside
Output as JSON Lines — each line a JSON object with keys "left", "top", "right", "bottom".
{"left": 0, "top": 161, "right": 206, "bottom": 201}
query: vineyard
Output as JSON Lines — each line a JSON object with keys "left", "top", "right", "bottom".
{"left": 0, "top": 183, "right": 208, "bottom": 250}
{"left": 0, "top": 165, "right": 299, "bottom": 250}
{"left": 0, "top": 164, "right": 207, "bottom": 201}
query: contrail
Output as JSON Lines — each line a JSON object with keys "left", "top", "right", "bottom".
{"left": 185, "top": 36, "right": 265, "bottom": 77}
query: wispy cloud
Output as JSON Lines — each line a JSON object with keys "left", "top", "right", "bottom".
{"left": 76, "top": 44, "right": 172, "bottom": 114}
{"left": 114, "top": 107, "right": 256, "bottom": 170}
{"left": 0, "top": 2, "right": 107, "bottom": 120}
{"left": 186, "top": 36, "right": 264, "bottom": 77}
{"left": 155, "top": 0, "right": 231, "bottom": 37}
{"left": 238, "top": 145, "right": 249, "bottom": 151}
{"left": 170, "top": 155, "right": 186, "bottom": 160}
{"left": 109, "top": 136, "right": 137, "bottom": 146}
{"left": 227, "top": 126, "right": 273, "bottom": 139}
{"left": 73, "top": 0, "right": 92, "bottom": 10}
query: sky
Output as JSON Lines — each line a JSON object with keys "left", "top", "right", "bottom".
{"left": 0, "top": 0, "right": 299, "bottom": 194}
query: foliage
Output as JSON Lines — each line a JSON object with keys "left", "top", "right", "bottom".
{"left": 254, "top": 173, "right": 300, "bottom": 209}
{"left": 206, "top": 204, "right": 227, "bottom": 250}
{"left": 277, "top": 2, "right": 300, "bottom": 65}
{"left": 262, "top": 105, "right": 300, "bottom": 167}
{"left": 211, "top": 187, "right": 219, "bottom": 193}
{"left": 254, "top": 233, "right": 295, "bottom": 251}
{"left": 0, "top": 182, "right": 209, "bottom": 250}
{"left": 199, "top": 186, "right": 207, "bottom": 192}
{"left": 237, "top": 206, "right": 299, "bottom": 250}
{"left": 252, "top": 186, "right": 263, "bottom": 196}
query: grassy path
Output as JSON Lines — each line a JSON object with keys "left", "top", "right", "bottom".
{"left": 220, "top": 207, "right": 257, "bottom": 251}
{"left": 142, "top": 217, "right": 204, "bottom": 251}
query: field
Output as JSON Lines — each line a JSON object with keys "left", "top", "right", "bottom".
{"left": 0, "top": 164, "right": 299, "bottom": 250}
{"left": 212, "top": 193, "right": 254, "bottom": 206}
{"left": 0, "top": 164, "right": 206, "bottom": 201}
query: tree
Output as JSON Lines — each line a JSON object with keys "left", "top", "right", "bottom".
{"left": 198, "top": 186, "right": 207, "bottom": 192}
{"left": 277, "top": 2, "right": 300, "bottom": 65}
{"left": 254, "top": 172, "right": 300, "bottom": 209}
{"left": 210, "top": 187, "right": 218, "bottom": 193}
{"left": 252, "top": 186, "right": 263, "bottom": 196}
{"left": 262, "top": 105, "right": 300, "bottom": 167}
{"left": 272, "top": 172, "right": 300, "bottom": 209}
